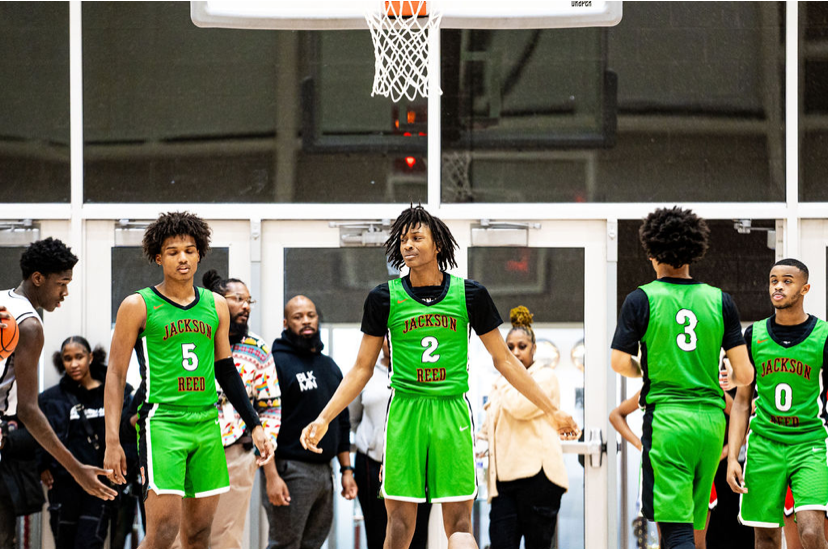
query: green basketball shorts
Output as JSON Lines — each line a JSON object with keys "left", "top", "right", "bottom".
{"left": 381, "top": 391, "right": 476, "bottom": 503}
{"left": 137, "top": 403, "right": 229, "bottom": 500}
{"left": 739, "top": 432, "right": 828, "bottom": 527}
{"left": 641, "top": 403, "right": 725, "bottom": 530}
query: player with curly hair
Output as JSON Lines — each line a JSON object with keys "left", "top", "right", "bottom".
{"left": 300, "top": 205, "right": 580, "bottom": 549}
{"left": 103, "top": 212, "right": 274, "bottom": 549}
{"left": 610, "top": 207, "right": 754, "bottom": 549}
{"left": 0, "top": 238, "right": 118, "bottom": 532}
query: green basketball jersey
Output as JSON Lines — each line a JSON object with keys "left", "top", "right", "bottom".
{"left": 136, "top": 286, "right": 219, "bottom": 407}
{"left": 387, "top": 275, "right": 470, "bottom": 396}
{"left": 640, "top": 280, "right": 725, "bottom": 409}
{"left": 748, "top": 317, "right": 828, "bottom": 444}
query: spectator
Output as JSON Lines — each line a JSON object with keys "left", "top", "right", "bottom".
{"left": 39, "top": 337, "right": 132, "bottom": 549}
{"left": 170, "top": 270, "right": 282, "bottom": 549}
{"left": 349, "top": 337, "right": 431, "bottom": 549}
{"left": 262, "top": 295, "right": 357, "bottom": 549}
{"left": 478, "top": 306, "right": 571, "bottom": 549}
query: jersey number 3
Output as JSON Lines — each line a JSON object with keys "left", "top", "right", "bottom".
{"left": 675, "top": 309, "right": 698, "bottom": 352}
{"left": 421, "top": 336, "right": 441, "bottom": 363}
{"left": 181, "top": 343, "right": 199, "bottom": 371}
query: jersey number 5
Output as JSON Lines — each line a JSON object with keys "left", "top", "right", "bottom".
{"left": 675, "top": 309, "right": 698, "bottom": 352}
{"left": 421, "top": 336, "right": 441, "bottom": 363}
{"left": 181, "top": 343, "right": 199, "bottom": 371}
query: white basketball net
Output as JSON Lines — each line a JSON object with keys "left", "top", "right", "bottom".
{"left": 365, "top": 1, "right": 442, "bottom": 102}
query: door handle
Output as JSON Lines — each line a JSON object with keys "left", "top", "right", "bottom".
{"left": 561, "top": 427, "right": 606, "bottom": 467}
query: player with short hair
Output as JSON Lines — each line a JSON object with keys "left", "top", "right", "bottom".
{"left": 727, "top": 259, "right": 828, "bottom": 549}
{"left": 0, "top": 238, "right": 116, "bottom": 501}
{"left": 611, "top": 207, "right": 754, "bottom": 549}
{"left": 103, "top": 212, "right": 273, "bottom": 549}
{"left": 300, "top": 205, "right": 580, "bottom": 549}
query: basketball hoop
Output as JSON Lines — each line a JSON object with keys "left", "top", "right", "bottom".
{"left": 365, "top": 1, "right": 442, "bottom": 102}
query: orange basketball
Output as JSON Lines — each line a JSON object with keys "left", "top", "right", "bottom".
{"left": 0, "top": 315, "right": 19, "bottom": 361}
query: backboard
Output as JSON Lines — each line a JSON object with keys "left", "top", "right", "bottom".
{"left": 191, "top": 1, "right": 622, "bottom": 31}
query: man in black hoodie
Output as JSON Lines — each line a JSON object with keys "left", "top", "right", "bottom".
{"left": 262, "top": 295, "right": 356, "bottom": 549}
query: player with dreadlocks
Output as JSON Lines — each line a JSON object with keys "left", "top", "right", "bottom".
{"left": 300, "top": 205, "right": 580, "bottom": 549}
{"left": 103, "top": 212, "right": 273, "bottom": 549}
{"left": 610, "top": 207, "right": 754, "bottom": 549}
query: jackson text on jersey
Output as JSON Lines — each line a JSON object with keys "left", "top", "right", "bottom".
{"left": 759, "top": 357, "right": 812, "bottom": 380}
{"left": 402, "top": 314, "right": 458, "bottom": 334}
{"left": 163, "top": 319, "right": 214, "bottom": 341}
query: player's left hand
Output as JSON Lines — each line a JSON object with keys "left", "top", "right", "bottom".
{"left": 252, "top": 426, "right": 274, "bottom": 466}
{"left": 719, "top": 359, "right": 736, "bottom": 391}
{"left": 340, "top": 470, "right": 357, "bottom": 500}
{"left": 0, "top": 306, "right": 10, "bottom": 329}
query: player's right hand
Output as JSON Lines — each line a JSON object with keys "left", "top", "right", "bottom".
{"left": 73, "top": 463, "right": 118, "bottom": 501}
{"left": 0, "top": 306, "right": 10, "bottom": 329}
{"left": 103, "top": 443, "right": 127, "bottom": 486}
{"left": 300, "top": 418, "right": 329, "bottom": 454}
{"left": 553, "top": 410, "right": 581, "bottom": 440}
{"left": 726, "top": 458, "right": 747, "bottom": 494}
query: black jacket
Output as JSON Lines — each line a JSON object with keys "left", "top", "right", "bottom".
{"left": 38, "top": 364, "right": 133, "bottom": 482}
{"left": 272, "top": 330, "right": 350, "bottom": 463}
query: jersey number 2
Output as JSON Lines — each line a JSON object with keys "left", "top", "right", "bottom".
{"left": 421, "top": 336, "right": 441, "bottom": 363}
{"left": 675, "top": 309, "right": 698, "bottom": 352}
{"left": 181, "top": 343, "right": 199, "bottom": 371}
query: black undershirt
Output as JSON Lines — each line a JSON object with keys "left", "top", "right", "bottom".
{"left": 744, "top": 314, "right": 828, "bottom": 364}
{"left": 361, "top": 273, "right": 502, "bottom": 337}
{"left": 611, "top": 277, "right": 745, "bottom": 355}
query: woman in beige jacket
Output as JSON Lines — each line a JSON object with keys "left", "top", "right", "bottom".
{"left": 479, "top": 306, "right": 570, "bottom": 549}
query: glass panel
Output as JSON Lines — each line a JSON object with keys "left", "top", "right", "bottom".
{"left": 110, "top": 247, "right": 229, "bottom": 321}
{"left": 0, "top": 2, "right": 69, "bottom": 203}
{"left": 82, "top": 2, "right": 426, "bottom": 204}
{"left": 0, "top": 248, "right": 26, "bottom": 290}
{"left": 469, "top": 247, "right": 586, "bottom": 549}
{"left": 443, "top": 2, "right": 786, "bottom": 203}
{"left": 800, "top": 2, "right": 828, "bottom": 201}
{"left": 284, "top": 248, "right": 395, "bottom": 323}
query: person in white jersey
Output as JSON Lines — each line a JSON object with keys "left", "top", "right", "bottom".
{"left": 0, "top": 238, "right": 117, "bottom": 503}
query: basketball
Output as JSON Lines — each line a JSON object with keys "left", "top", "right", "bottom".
{"left": 0, "top": 315, "right": 19, "bottom": 361}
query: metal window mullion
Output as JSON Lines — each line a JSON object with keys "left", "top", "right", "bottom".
{"left": 70, "top": 0, "right": 84, "bottom": 331}
{"left": 427, "top": 26, "right": 441, "bottom": 209}
{"left": 786, "top": 0, "right": 799, "bottom": 257}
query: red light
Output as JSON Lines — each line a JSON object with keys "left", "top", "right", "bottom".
{"left": 404, "top": 132, "right": 412, "bottom": 137}
{"left": 405, "top": 156, "right": 417, "bottom": 169}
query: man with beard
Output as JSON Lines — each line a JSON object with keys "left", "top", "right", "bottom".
{"left": 168, "top": 270, "right": 281, "bottom": 549}
{"left": 262, "top": 295, "right": 356, "bottom": 549}
{"left": 727, "top": 259, "right": 828, "bottom": 549}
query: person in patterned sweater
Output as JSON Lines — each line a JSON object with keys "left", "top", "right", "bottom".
{"left": 170, "top": 269, "right": 281, "bottom": 549}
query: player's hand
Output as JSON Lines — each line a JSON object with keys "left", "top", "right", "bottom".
{"left": 266, "top": 473, "right": 291, "bottom": 506}
{"left": 300, "top": 418, "right": 329, "bottom": 454}
{"left": 341, "top": 470, "right": 357, "bottom": 500}
{"left": 73, "top": 463, "right": 117, "bottom": 501}
{"left": 40, "top": 469, "right": 54, "bottom": 490}
{"left": 103, "top": 442, "right": 127, "bottom": 486}
{"left": 0, "top": 306, "right": 10, "bottom": 329}
{"left": 553, "top": 410, "right": 581, "bottom": 440}
{"left": 726, "top": 457, "right": 747, "bottom": 494}
{"left": 719, "top": 359, "right": 736, "bottom": 391}
{"left": 251, "top": 426, "right": 274, "bottom": 466}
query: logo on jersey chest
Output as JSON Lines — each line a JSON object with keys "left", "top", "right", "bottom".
{"left": 402, "top": 314, "right": 457, "bottom": 335}
{"left": 759, "top": 357, "right": 812, "bottom": 381}
{"left": 296, "top": 371, "right": 317, "bottom": 392}
{"left": 163, "top": 319, "right": 213, "bottom": 341}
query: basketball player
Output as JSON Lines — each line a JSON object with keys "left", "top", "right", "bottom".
{"left": 0, "top": 238, "right": 116, "bottom": 501}
{"left": 300, "top": 205, "right": 580, "bottom": 549}
{"left": 727, "top": 259, "right": 828, "bottom": 549}
{"left": 103, "top": 212, "right": 273, "bottom": 549}
{"left": 611, "top": 207, "right": 754, "bottom": 549}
